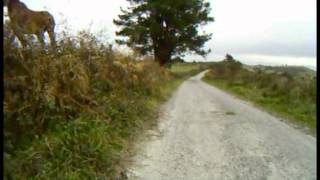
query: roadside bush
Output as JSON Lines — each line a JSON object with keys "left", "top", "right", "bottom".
{"left": 4, "top": 23, "right": 171, "bottom": 178}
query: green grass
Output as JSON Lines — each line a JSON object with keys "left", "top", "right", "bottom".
{"left": 203, "top": 66, "right": 316, "bottom": 136}
{"left": 170, "top": 62, "right": 201, "bottom": 74}
{"left": 225, "top": 111, "right": 236, "bottom": 115}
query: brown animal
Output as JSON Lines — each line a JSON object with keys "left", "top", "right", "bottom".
{"left": 4, "top": 0, "right": 56, "bottom": 51}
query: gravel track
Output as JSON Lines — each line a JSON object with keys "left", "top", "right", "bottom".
{"left": 128, "top": 70, "right": 316, "bottom": 180}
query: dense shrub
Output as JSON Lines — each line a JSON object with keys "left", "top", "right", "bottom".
{"left": 4, "top": 23, "right": 172, "bottom": 178}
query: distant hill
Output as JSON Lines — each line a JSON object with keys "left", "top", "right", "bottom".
{"left": 200, "top": 60, "right": 316, "bottom": 78}
{"left": 305, "top": 65, "right": 317, "bottom": 71}
{"left": 252, "top": 65, "right": 316, "bottom": 78}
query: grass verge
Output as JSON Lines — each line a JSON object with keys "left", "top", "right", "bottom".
{"left": 202, "top": 61, "right": 316, "bottom": 136}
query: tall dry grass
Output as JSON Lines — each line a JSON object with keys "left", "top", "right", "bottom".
{"left": 4, "top": 21, "right": 171, "bottom": 178}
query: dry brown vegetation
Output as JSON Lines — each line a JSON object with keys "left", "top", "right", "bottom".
{"left": 3, "top": 19, "right": 201, "bottom": 178}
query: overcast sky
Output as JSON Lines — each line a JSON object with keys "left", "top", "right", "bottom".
{"left": 9, "top": 0, "right": 317, "bottom": 68}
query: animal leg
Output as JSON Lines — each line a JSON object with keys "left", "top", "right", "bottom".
{"left": 18, "top": 49, "right": 25, "bottom": 61}
{"left": 36, "top": 32, "right": 46, "bottom": 50}
{"left": 13, "top": 31, "right": 27, "bottom": 60}
{"left": 48, "top": 29, "right": 56, "bottom": 52}
{"left": 14, "top": 32, "right": 28, "bottom": 49}
{"left": 8, "top": 30, "right": 16, "bottom": 46}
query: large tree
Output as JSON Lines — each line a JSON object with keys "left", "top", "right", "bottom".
{"left": 113, "top": 0, "right": 214, "bottom": 66}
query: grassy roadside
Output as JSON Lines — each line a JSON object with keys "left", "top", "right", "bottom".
{"left": 202, "top": 61, "right": 316, "bottom": 136}
{"left": 4, "top": 46, "right": 201, "bottom": 179}
{"left": 4, "top": 17, "right": 205, "bottom": 178}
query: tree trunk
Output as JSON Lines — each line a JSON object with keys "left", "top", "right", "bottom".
{"left": 154, "top": 47, "right": 172, "bottom": 66}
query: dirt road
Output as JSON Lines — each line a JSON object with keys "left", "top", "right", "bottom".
{"left": 128, "top": 70, "right": 316, "bottom": 180}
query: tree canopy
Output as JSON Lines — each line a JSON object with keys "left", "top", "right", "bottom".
{"left": 114, "top": 0, "right": 214, "bottom": 66}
